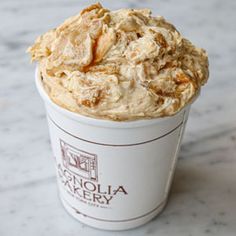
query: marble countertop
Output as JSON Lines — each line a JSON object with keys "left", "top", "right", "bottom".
{"left": 1, "top": 0, "right": 236, "bottom": 235}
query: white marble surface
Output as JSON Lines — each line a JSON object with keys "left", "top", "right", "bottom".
{"left": 0, "top": 0, "right": 236, "bottom": 235}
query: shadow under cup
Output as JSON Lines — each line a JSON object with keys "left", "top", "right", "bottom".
{"left": 35, "top": 68, "right": 192, "bottom": 231}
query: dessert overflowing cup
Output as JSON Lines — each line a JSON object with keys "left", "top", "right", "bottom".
{"left": 36, "top": 68, "right": 194, "bottom": 230}
{"left": 29, "top": 2, "right": 209, "bottom": 231}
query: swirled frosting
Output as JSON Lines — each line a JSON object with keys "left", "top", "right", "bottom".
{"left": 28, "top": 3, "right": 209, "bottom": 121}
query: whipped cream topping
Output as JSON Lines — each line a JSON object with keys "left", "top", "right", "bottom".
{"left": 28, "top": 3, "right": 209, "bottom": 121}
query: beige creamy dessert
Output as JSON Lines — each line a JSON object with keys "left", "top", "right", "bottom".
{"left": 28, "top": 3, "right": 209, "bottom": 121}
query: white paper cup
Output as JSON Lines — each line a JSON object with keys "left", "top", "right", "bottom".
{"left": 35, "top": 68, "right": 192, "bottom": 231}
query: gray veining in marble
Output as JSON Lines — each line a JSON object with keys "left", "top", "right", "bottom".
{"left": 0, "top": 0, "right": 236, "bottom": 235}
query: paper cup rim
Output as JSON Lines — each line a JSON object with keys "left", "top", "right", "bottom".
{"left": 35, "top": 67, "right": 199, "bottom": 128}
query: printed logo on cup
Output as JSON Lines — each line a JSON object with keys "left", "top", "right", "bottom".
{"left": 57, "top": 139, "right": 128, "bottom": 207}
{"left": 60, "top": 140, "right": 98, "bottom": 181}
